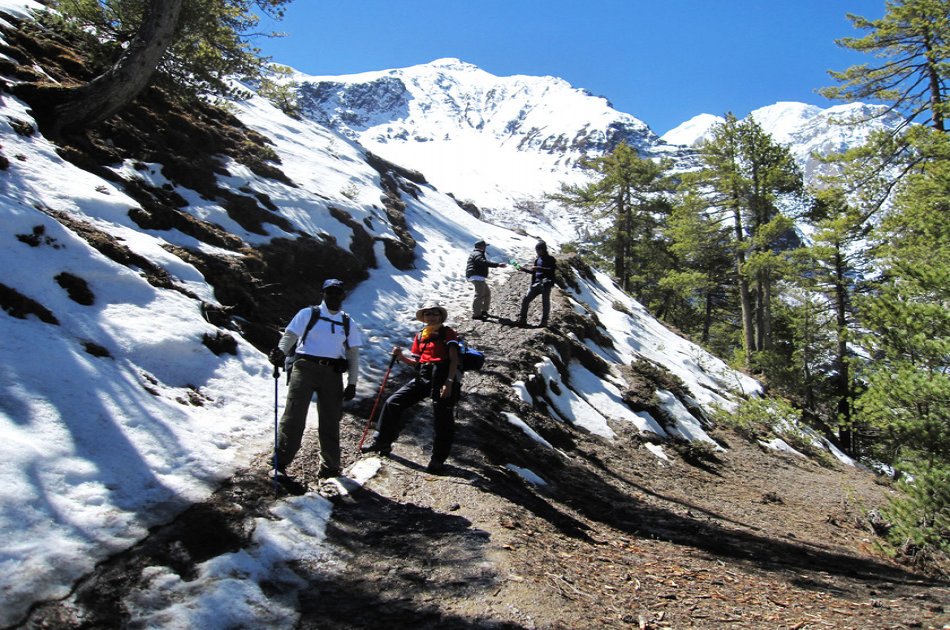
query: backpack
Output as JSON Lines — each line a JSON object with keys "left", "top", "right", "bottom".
{"left": 415, "top": 328, "right": 485, "bottom": 373}
{"left": 300, "top": 306, "right": 350, "bottom": 348}
{"left": 457, "top": 336, "right": 485, "bottom": 372}
{"left": 285, "top": 306, "right": 351, "bottom": 379}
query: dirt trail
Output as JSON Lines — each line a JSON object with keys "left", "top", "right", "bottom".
{"left": 20, "top": 272, "right": 950, "bottom": 629}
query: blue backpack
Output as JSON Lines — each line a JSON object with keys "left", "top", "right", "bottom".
{"left": 458, "top": 336, "right": 485, "bottom": 372}
{"left": 417, "top": 328, "right": 485, "bottom": 373}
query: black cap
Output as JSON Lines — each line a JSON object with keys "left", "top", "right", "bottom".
{"left": 322, "top": 278, "right": 344, "bottom": 291}
{"left": 474, "top": 240, "right": 487, "bottom": 249}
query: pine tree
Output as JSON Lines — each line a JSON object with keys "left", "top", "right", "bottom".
{"left": 821, "top": 0, "right": 950, "bottom": 131}
{"left": 32, "top": 0, "right": 291, "bottom": 132}
{"left": 553, "top": 143, "right": 673, "bottom": 296}
{"left": 855, "top": 128, "right": 950, "bottom": 556}
{"left": 662, "top": 190, "right": 735, "bottom": 347}
{"left": 686, "top": 114, "right": 803, "bottom": 369}
{"left": 789, "top": 186, "right": 876, "bottom": 453}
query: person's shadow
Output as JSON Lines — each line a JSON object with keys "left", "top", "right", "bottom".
{"left": 496, "top": 315, "right": 535, "bottom": 328}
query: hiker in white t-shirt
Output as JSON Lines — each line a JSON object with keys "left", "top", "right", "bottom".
{"left": 268, "top": 279, "right": 363, "bottom": 479}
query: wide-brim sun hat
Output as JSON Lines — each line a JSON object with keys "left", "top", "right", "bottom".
{"left": 415, "top": 301, "right": 448, "bottom": 323}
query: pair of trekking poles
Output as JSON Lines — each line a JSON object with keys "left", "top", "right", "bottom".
{"left": 271, "top": 353, "right": 399, "bottom": 492}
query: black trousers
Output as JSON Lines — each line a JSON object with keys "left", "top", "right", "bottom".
{"left": 375, "top": 362, "right": 460, "bottom": 463}
{"left": 519, "top": 280, "right": 553, "bottom": 324}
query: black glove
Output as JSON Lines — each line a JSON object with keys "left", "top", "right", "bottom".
{"left": 343, "top": 383, "right": 356, "bottom": 401}
{"left": 268, "top": 348, "right": 285, "bottom": 367}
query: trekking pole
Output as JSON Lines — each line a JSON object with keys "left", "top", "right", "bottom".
{"left": 272, "top": 363, "right": 280, "bottom": 494}
{"left": 357, "top": 352, "right": 399, "bottom": 450}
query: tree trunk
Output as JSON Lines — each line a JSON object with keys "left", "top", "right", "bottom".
{"left": 614, "top": 195, "right": 627, "bottom": 290}
{"left": 732, "top": 208, "right": 755, "bottom": 365}
{"left": 51, "top": 0, "right": 183, "bottom": 133}
{"left": 752, "top": 271, "right": 765, "bottom": 350}
{"left": 923, "top": 30, "right": 945, "bottom": 132}
{"left": 833, "top": 246, "right": 854, "bottom": 453}
{"left": 701, "top": 289, "right": 713, "bottom": 344}
{"left": 761, "top": 268, "right": 773, "bottom": 350}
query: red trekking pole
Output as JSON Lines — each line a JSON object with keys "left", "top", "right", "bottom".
{"left": 358, "top": 352, "right": 399, "bottom": 450}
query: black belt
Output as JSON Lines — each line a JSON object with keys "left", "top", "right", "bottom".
{"left": 297, "top": 354, "right": 343, "bottom": 366}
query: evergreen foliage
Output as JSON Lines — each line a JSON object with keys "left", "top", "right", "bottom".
{"left": 854, "top": 127, "right": 950, "bottom": 560}
{"left": 551, "top": 143, "right": 675, "bottom": 305}
{"left": 660, "top": 190, "right": 735, "bottom": 349}
{"left": 885, "top": 462, "right": 950, "bottom": 562}
{"left": 681, "top": 114, "right": 803, "bottom": 369}
{"left": 820, "top": 0, "right": 950, "bottom": 131}
{"left": 49, "top": 0, "right": 291, "bottom": 100}
{"left": 786, "top": 186, "right": 877, "bottom": 452}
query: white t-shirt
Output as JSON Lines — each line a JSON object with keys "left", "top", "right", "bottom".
{"left": 286, "top": 304, "right": 363, "bottom": 358}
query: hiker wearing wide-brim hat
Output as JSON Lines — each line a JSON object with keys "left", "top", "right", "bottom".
{"left": 268, "top": 278, "right": 364, "bottom": 481}
{"left": 415, "top": 302, "right": 447, "bottom": 322}
{"left": 362, "top": 301, "right": 460, "bottom": 473}
{"left": 517, "top": 240, "right": 557, "bottom": 328}
{"left": 465, "top": 240, "right": 506, "bottom": 321}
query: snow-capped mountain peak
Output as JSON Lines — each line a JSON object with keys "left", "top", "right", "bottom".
{"left": 288, "top": 59, "right": 902, "bottom": 243}
{"left": 289, "top": 58, "right": 661, "bottom": 243}
{"left": 660, "top": 113, "right": 725, "bottom": 147}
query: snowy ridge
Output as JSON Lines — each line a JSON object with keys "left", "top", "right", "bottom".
{"left": 659, "top": 113, "right": 724, "bottom": 146}
{"left": 0, "top": 81, "right": 759, "bottom": 626}
{"left": 289, "top": 58, "right": 670, "bottom": 243}
{"left": 289, "top": 59, "right": 902, "bottom": 244}
{"left": 660, "top": 101, "right": 905, "bottom": 181}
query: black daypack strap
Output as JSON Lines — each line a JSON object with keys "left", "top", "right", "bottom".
{"left": 416, "top": 326, "right": 458, "bottom": 360}
{"left": 299, "top": 306, "right": 350, "bottom": 348}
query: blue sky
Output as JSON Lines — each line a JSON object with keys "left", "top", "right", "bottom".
{"left": 255, "top": 1, "right": 885, "bottom": 135}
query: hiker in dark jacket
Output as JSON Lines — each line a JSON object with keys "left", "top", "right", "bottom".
{"left": 517, "top": 241, "right": 557, "bottom": 328}
{"left": 465, "top": 240, "right": 506, "bottom": 320}
{"left": 268, "top": 279, "right": 363, "bottom": 479}
{"left": 361, "top": 301, "right": 460, "bottom": 473}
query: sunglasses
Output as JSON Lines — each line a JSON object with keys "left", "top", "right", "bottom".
{"left": 423, "top": 310, "right": 442, "bottom": 317}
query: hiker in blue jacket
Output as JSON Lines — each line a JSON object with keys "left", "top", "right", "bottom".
{"left": 517, "top": 241, "right": 557, "bottom": 327}
{"left": 268, "top": 279, "right": 363, "bottom": 479}
{"left": 466, "top": 239, "right": 506, "bottom": 320}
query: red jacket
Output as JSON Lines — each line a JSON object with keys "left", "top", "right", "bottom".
{"left": 411, "top": 326, "right": 459, "bottom": 363}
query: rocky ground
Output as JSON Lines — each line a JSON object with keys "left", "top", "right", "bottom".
{"left": 19, "top": 274, "right": 950, "bottom": 630}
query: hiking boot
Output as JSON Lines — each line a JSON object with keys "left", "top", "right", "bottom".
{"left": 480, "top": 311, "right": 490, "bottom": 319}
{"left": 318, "top": 465, "right": 341, "bottom": 479}
{"left": 360, "top": 439, "right": 391, "bottom": 456}
{"left": 425, "top": 459, "right": 446, "bottom": 474}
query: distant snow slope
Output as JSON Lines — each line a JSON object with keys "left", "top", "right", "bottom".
{"left": 289, "top": 58, "right": 682, "bottom": 244}
{"left": 660, "top": 113, "right": 724, "bottom": 146}
{"left": 286, "top": 59, "right": 903, "bottom": 244}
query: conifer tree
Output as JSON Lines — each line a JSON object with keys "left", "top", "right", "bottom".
{"left": 553, "top": 143, "right": 673, "bottom": 295}
{"left": 686, "top": 114, "right": 803, "bottom": 369}
{"left": 821, "top": 0, "right": 949, "bottom": 132}
{"left": 35, "top": 0, "right": 290, "bottom": 132}
{"left": 662, "top": 190, "right": 734, "bottom": 348}
{"left": 789, "top": 186, "right": 876, "bottom": 453}
{"left": 854, "top": 127, "right": 950, "bottom": 556}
